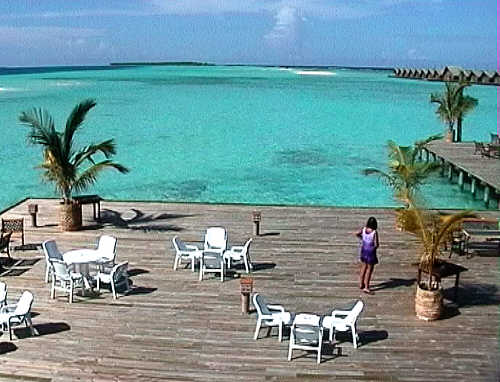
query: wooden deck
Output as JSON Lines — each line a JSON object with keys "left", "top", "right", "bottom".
{"left": 0, "top": 199, "right": 499, "bottom": 381}
{"left": 423, "top": 140, "right": 500, "bottom": 208}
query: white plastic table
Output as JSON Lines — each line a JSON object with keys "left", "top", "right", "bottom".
{"left": 63, "top": 249, "right": 105, "bottom": 289}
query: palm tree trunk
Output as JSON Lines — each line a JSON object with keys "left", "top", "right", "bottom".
{"left": 456, "top": 117, "right": 463, "bottom": 142}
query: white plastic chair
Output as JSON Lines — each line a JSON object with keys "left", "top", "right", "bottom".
{"left": 322, "top": 300, "right": 364, "bottom": 348}
{"left": 49, "top": 259, "right": 85, "bottom": 304}
{"left": 0, "top": 281, "right": 7, "bottom": 308}
{"left": 172, "top": 236, "right": 202, "bottom": 271}
{"left": 223, "top": 238, "right": 253, "bottom": 273}
{"left": 288, "top": 313, "right": 323, "bottom": 364}
{"left": 203, "top": 227, "right": 227, "bottom": 255}
{"left": 42, "top": 240, "right": 64, "bottom": 283}
{"left": 199, "top": 251, "right": 225, "bottom": 282}
{"left": 0, "top": 291, "right": 36, "bottom": 340}
{"left": 96, "top": 235, "right": 117, "bottom": 267}
{"left": 94, "top": 261, "right": 130, "bottom": 299}
{"left": 253, "top": 293, "right": 292, "bottom": 342}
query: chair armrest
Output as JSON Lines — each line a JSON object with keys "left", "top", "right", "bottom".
{"left": 268, "top": 304, "right": 285, "bottom": 312}
{"left": 0, "top": 304, "right": 17, "bottom": 313}
{"left": 331, "top": 310, "right": 349, "bottom": 319}
{"left": 185, "top": 244, "right": 201, "bottom": 251}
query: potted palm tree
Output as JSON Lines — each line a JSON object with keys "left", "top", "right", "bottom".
{"left": 19, "top": 99, "right": 129, "bottom": 231}
{"left": 430, "top": 82, "right": 478, "bottom": 142}
{"left": 363, "top": 136, "right": 441, "bottom": 231}
{"left": 403, "top": 197, "right": 474, "bottom": 320}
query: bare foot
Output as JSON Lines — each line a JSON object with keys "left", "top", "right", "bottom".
{"left": 363, "top": 288, "right": 374, "bottom": 295}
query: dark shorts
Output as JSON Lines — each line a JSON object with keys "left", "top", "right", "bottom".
{"left": 360, "top": 249, "right": 378, "bottom": 265}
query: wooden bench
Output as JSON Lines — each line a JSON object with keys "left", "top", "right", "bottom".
{"left": 73, "top": 195, "right": 102, "bottom": 220}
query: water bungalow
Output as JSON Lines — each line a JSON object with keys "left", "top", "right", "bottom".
{"left": 392, "top": 66, "right": 500, "bottom": 86}
{"left": 441, "top": 66, "right": 464, "bottom": 82}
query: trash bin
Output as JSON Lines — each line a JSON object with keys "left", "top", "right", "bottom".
{"left": 28, "top": 204, "right": 38, "bottom": 227}
{"left": 252, "top": 211, "right": 261, "bottom": 236}
{"left": 240, "top": 277, "right": 254, "bottom": 314}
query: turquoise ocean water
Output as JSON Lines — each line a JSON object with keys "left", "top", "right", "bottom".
{"left": 0, "top": 65, "right": 497, "bottom": 210}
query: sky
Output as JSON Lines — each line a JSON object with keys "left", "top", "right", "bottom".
{"left": 0, "top": 0, "right": 496, "bottom": 68}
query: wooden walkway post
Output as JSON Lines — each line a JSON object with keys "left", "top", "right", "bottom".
{"left": 484, "top": 185, "right": 490, "bottom": 207}
{"left": 458, "top": 171, "right": 464, "bottom": 190}
{"left": 471, "top": 178, "right": 477, "bottom": 198}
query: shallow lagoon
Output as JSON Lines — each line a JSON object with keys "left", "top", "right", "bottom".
{"left": 0, "top": 65, "right": 496, "bottom": 210}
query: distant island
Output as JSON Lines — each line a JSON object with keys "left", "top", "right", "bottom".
{"left": 110, "top": 61, "right": 214, "bottom": 67}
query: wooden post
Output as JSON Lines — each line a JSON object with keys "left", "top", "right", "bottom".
{"left": 471, "top": 178, "right": 477, "bottom": 198}
{"left": 483, "top": 185, "right": 490, "bottom": 207}
{"left": 448, "top": 165, "right": 453, "bottom": 181}
{"left": 252, "top": 211, "right": 261, "bottom": 236}
{"left": 240, "top": 278, "right": 253, "bottom": 314}
{"left": 458, "top": 171, "right": 464, "bottom": 190}
{"left": 440, "top": 158, "right": 445, "bottom": 176}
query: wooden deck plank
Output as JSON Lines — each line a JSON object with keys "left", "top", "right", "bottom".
{"left": 0, "top": 199, "right": 498, "bottom": 381}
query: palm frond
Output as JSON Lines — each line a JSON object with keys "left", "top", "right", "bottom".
{"left": 63, "top": 99, "right": 97, "bottom": 158}
{"left": 72, "top": 160, "right": 129, "bottom": 194}
{"left": 73, "top": 139, "right": 117, "bottom": 167}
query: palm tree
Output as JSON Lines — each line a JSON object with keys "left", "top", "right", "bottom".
{"left": 19, "top": 99, "right": 129, "bottom": 229}
{"left": 363, "top": 135, "right": 442, "bottom": 207}
{"left": 407, "top": 194, "right": 475, "bottom": 320}
{"left": 430, "top": 82, "right": 478, "bottom": 142}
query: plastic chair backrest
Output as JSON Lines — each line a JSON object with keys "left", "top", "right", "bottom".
{"left": 0, "top": 281, "right": 7, "bottom": 304}
{"left": 173, "top": 236, "right": 187, "bottom": 252}
{"left": 14, "top": 291, "right": 33, "bottom": 316}
{"left": 43, "top": 240, "right": 63, "bottom": 261}
{"left": 346, "top": 300, "right": 364, "bottom": 324}
{"left": 254, "top": 294, "right": 271, "bottom": 316}
{"left": 202, "top": 251, "right": 223, "bottom": 268}
{"left": 241, "top": 238, "right": 252, "bottom": 254}
{"left": 97, "top": 235, "right": 117, "bottom": 259}
{"left": 112, "top": 262, "right": 129, "bottom": 283}
{"left": 204, "top": 227, "right": 227, "bottom": 251}
{"left": 242, "top": 238, "right": 253, "bottom": 257}
{"left": 293, "top": 314, "right": 321, "bottom": 344}
{"left": 50, "top": 259, "right": 70, "bottom": 278}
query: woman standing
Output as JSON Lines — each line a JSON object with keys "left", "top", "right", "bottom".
{"left": 356, "top": 217, "right": 380, "bottom": 294}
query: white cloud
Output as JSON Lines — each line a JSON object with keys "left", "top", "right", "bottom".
{"left": 0, "top": 26, "right": 104, "bottom": 45}
{"left": 0, "top": 0, "right": 442, "bottom": 20}
{"left": 0, "top": 26, "right": 109, "bottom": 65}
{"left": 148, "top": 0, "right": 436, "bottom": 19}
{"left": 149, "top": 0, "right": 270, "bottom": 15}
{"left": 265, "top": 6, "right": 300, "bottom": 41}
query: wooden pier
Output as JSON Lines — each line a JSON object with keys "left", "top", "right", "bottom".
{"left": 0, "top": 199, "right": 498, "bottom": 381}
{"left": 422, "top": 140, "right": 500, "bottom": 209}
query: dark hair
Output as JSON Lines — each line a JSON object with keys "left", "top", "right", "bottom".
{"left": 366, "top": 216, "right": 378, "bottom": 230}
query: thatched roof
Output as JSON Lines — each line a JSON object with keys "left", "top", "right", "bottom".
{"left": 442, "top": 66, "right": 463, "bottom": 76}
